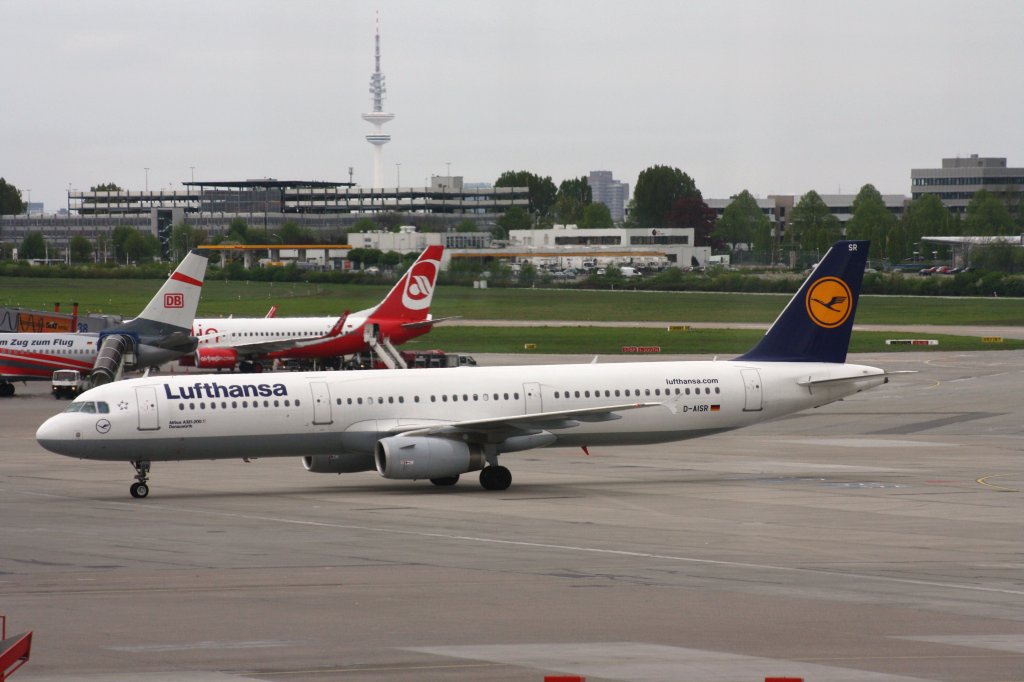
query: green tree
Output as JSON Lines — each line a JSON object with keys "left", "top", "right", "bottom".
{"left": 494, "top": 205, "right": 532, "bottom": 239}
{"left": 345, "top": 247, "right": 367, "bottom": 270}
{"left": 495, "top": 170, "right": 557, "bottom": 217}
{"left": 552, "top": 176, "right": 591, "bottom": 225}
{"left": 630, "top": 165, "right": 701, "bottom": 228}
{"left": 898, "top": 194, "right": 951, "bottom": 262}
{"left": 19, "top": 232, "right": 47, "bottom": 259}
{"left": 846, "top": 184, "right": 898, "bottom": 260}
{"left": 225, "top": 218, "right": 250, "bottom": 243}
{"left": 381, "top": 250, "right": 403, "bottom": 271}
{"left": 963, "top": 189, "right": 1016, "bottom": 235}
{"left": 69, "top": 235, "right": 93, "bottom": 263}
{"left": 170, "top": 223, "right": 207, "bottom": 261}
{"left": 362, "top": 248, "right": 384, "bottom": 269}
{"left": 0, "top": 178, "right": 25, "bottom": 215}
{"left": 788, "top": 191, "right": 841, "bottom": 259}
{"left": 455, "top": 219, "right": 478, "bottom": 232}
{"left": 110, "top": 225, "right": 138, "bottom": 262}
{"left": 278, "top": 220, "right": 316, "bottom": 244}
{"left": 518, "top": 261, "right": 537, "bottom": 286}
{"left": 123, "top": 231, "right": 159, "bottom": 262}
{"left": 579, "top": 202, "right": 614, "bottom": 228}
{"left": 712, "top": 190, "right": 770, "bottom": 254}
{"left": 350, "top": 217, "right": 377, "bottom": 233}
{"left": 90, "top": 182, "right": 123, "bottom": 192}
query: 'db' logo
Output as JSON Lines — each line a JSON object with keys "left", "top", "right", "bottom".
{"left": 401, "top": 259, "right": 438, "bottom": 310}
{"left": 805, "top": 277, "right": 852, "bottom": 328}
{"left": 164, "top": 293, "right": 185, "bottom": 308}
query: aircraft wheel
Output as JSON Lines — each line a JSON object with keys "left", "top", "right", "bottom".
{"left": 130, "top": 482, "right": 149, "bottom": 499}
{"left": 479, "top": 465, "right": 511, "bottom": 491}
{"left": 253, "top": 362, "right": 264, "bottom": 373}
{"left": 239, "top": 361, "right": 253, "bottom": 373}
{"left": 430, "top": 475, "right": 460, "bottom": 487}
{"left": 0, "top": 383, "right": 14, "bottom": 397}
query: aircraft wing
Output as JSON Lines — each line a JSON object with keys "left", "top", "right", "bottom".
{"left": 226, "top": 313, "right": 350, "bottom": 356}
{"left": 400, "top": 315, "right": 461, "bottom": 330}
{"left": 390, "top": 402, "right": 662, "bottom": 442}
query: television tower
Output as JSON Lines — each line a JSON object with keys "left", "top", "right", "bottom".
{"left": 362, "top": 16, "right": 394, "bottom": 189}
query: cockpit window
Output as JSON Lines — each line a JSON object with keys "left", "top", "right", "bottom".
{"left": 63, "top": 401, "right": 99, "bottom": 414}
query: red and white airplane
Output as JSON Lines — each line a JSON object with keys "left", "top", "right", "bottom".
{"left": 183, "top": 245, "right": 446, "bottom": 372}
{"left": 0, "top": 250, "right": 209, "bottom": 397}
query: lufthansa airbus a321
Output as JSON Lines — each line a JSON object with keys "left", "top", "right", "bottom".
{"left": 37, "top": 241, "right": 898, "bottom": 499}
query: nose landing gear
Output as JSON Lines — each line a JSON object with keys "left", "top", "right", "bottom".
{"left": 129, "top": 460, "right": 151, "bottom": 498}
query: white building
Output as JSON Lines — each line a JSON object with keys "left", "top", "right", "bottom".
{"left": 508, "top": 225, "right": 710, "bottom": 269}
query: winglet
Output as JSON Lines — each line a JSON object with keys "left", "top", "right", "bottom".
{"left": 325, "top": 311, "right": 350, "bottom": 338}
{"left": 265, "top": 305, "right": 278, "bottom": 318}
{"left": 736, "top": 240, "right": 869, "bottom": 364}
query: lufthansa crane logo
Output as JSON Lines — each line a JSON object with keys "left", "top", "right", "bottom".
{"left": 805, "top": 276, "right": 853, "bottom": 328}
{"left": 401, "top": 259, "right": 439, "bottom": 311}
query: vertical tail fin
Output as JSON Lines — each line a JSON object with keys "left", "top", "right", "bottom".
{"left": 736, "top": 240, "right": 869, "bottom": 363}
{"left": 368, "top": 245, "right": 444, "bottom": 321}
{"left": 118, "top": 250, "right": 209, "bottom": 336}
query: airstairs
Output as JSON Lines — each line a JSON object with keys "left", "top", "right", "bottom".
{"left": 0, "top": 615, "right": 32, "bottom": 680}
{"left": 363, "top": 325, "right": 407, "bottom": 369}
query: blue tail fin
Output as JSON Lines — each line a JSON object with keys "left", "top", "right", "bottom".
{"left": 736, "top": 240, "right": 869, "bottom": 363}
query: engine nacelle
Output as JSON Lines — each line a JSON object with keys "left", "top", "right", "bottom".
{"left": 374, "top": 436, "right": 485, "bottom": 480}
{"left": 302, "top": 454, "right": 374, "bottom": 474}
{"left": 190, "top": 346, "right": 238, "bottom": 370}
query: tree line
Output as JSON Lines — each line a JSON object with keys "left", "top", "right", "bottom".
{"left": 4, "top": 171, "right": 1024, "bottom": 270}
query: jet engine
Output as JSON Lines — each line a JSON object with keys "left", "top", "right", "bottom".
{"left": 374, "top": 436, "right": 485, "bottom": 480}
{"left": 188, "top": 347, "right": 238, "bottom": 370}
{"left": 302, "top": 454, "right": 374, "bottom": 474}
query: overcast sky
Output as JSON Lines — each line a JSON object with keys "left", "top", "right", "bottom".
{"left": 5, "top": 0, "right": 1023, "bottom": 212}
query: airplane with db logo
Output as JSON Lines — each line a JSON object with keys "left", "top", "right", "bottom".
{"left": 0, "top": 251, "right": 208, "bottom": 397}
{"left": 36, "top": 241, "right": 903, "bottom": 498}
{"left": 181, "top": 245, "right": 446, "bottom": 372}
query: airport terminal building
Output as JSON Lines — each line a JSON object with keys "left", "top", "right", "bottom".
{"left": 0, "top": 178, "right": 529, "bottom": 257}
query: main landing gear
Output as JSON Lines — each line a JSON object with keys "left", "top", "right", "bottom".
{"left": 479, "top": 465, "right": 512, "bottom": 491}
{"left": 130, "top": 460, "right": 151, "bottom": 498}
{"left": 428, "top": 466, "right": 513, "bottom": 490}
{"left": 0, "top": 382, "right": 15, "bottom": 397}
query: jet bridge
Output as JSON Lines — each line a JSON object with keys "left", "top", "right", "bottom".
{"left": 90, "top": 333, "right": 137, "bottom": 386}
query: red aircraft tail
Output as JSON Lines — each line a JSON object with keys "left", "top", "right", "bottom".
{"left": 368, "top": 245, "right": 444, "bottom": 322}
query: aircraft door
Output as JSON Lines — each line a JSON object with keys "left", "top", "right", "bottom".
{"left": 311, "top": 381, "right": 333, "bottom": 425}
{"left": 523, "top": 382, "right": 542, "bottom": 414}
{"left": 135, "top": 386, "right": 160, "bottom": 431}
{"left": 741, "top": 369, "right": 763, "bottom": 412}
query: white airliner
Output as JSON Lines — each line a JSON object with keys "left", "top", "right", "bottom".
{"left": 0, "top": 251, "right": 208, "bottom": 397}
{"left": 183, "top": 245, "right": 445, "bottom": 372}
{"left": 37, "top": 241, "right": 894, "bottom": 499}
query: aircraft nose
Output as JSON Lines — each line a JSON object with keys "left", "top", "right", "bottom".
{"left": 36, "top": 415, "right": 75, "bottom": 455}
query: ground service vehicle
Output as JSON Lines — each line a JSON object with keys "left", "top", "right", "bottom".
{"left": 51, "top": 370, "right": 88, "bottom": 399}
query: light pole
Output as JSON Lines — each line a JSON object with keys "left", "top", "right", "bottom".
{"left": 189, "top": 166, "right": 195, "bottom": 183}
{"left": 144, "top": 168, "right": 149, "bottom": 192}
{"left": 395, "top": 162, "right": 401, "bottom": 188}
{"left": 25, "top": 189, "right": 31, "bottom": 216}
